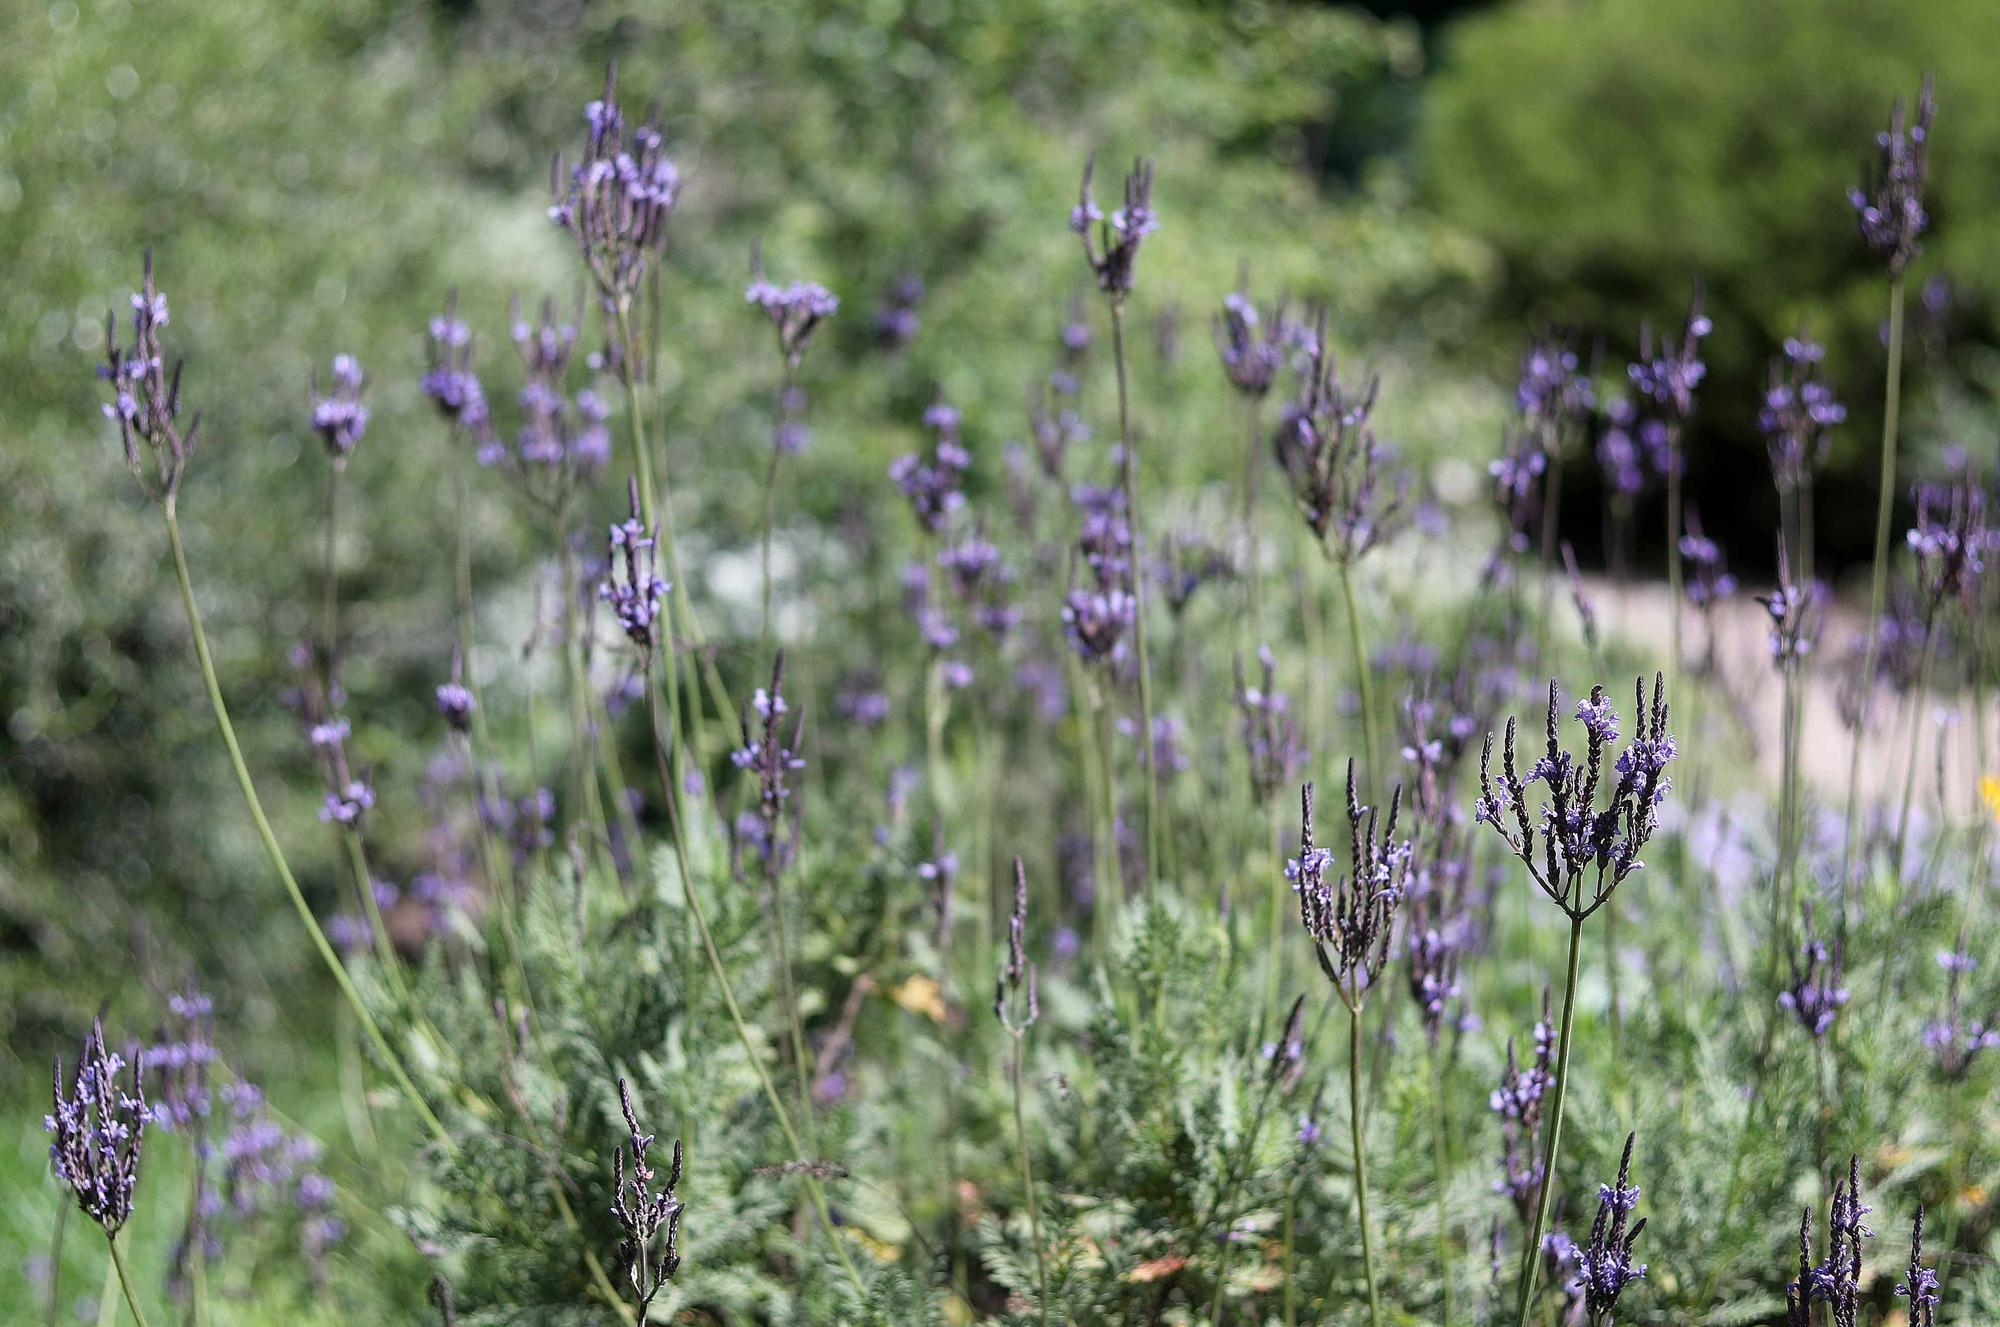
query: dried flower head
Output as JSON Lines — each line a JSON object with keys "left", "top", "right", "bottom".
{"left": 48, "top": 1019, "right": 148, "bottom": 1235}
{"left": 995, "top": 857, "right": 1040, "bottom": 1034}
{"left": 610, "top": 1077, "right": 684, "bottom": 1321}
{"left": 1850, "top": 78, "right": 1935, "bottom": 277}
{"left": 99, "top": 251, "right": 200, "bottom": 501}
{"left": 1291, "top": 767, "right": 1409, "bottom": 1009}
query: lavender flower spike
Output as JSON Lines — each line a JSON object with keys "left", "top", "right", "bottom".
{"left": 995, "top": 857, "right": 1040, "bottom": 1034}
{"left": 48, "top": 1019, "right": 148, "bottom": 1235}
{"left": 1574, "top": 1132, "right": 1647, "bottom": 1324}
{"left": 600, "top": 478, "right": 671, "bottom": 656}
{"left": 99, "top": 249, "right": 201, "bottom": 501}
{"left": 746, "top": 254, "right": 839, "bottom": 364}
{"left": 1292, "top": 766, "right": 1409, "bottom": 1009}
{"left": 1850, "top": 77, "right": 1935, "bottom": 276}
{"left": 1074, "top": 154, "right": 1157, "bottom": 301}
{"left": 1474, "top": 676, "right": 1674, "bottom": 920}
{"left": 610, "top": 1077, "right": 684, "bottom": 1321}
{"left": 310, "top": 354, "right": 369, "bottom": 458}
{"left": 1897, "top": 1205, "right": 1940, "bottom": 1326}
{"left": 551, "top": 64, "right": 682, "bottom": 304}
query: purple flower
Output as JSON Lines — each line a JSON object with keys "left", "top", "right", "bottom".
{"left": 1627, "top": 292, "right": 1711, "bottom": 430}
{"left": 732, "top": 656, "right": 806, "bottom": 874}
{"left": 551, "top": 65, "right": 682, "bottom": 303}
{"left": 746, "top": 269, "right": 839, "bottom": 362}
{"left": 435, "top": 682, "right": 476, "bottom": 732}
{"left": 1777, "top": 903, "right": 1848, "bottom": 1040}
{"left": 600, "top": 480, "right": 671, "bottom": 654}
{"left": 1573, "top": 1133, "right": 1648, "bottom": 1321}
{"left": 1074, "top": 155, "right": 1157, "bottom": 300}
{"left": 1237, "top": 646, "right": 1305, "bottom": 805}
{"left": 98, "top": 251, "right": 199, "bottom": 500}
{"left": 1061, "top": 587, "right": 1135, "bottom": 666}
{"left": 1849, "top": 78, "right": 1935, "bottom": 276}
{"left": 1907, "top": 474, "right": 1988, "bottom": 608}
{"left": 1274, "top": 320, "right": 1409, "bottom": 564}
{"left": 47, "top": 1020, "right": 148, "bottom": 1235}
{"left": 310, "top": 354, "right": 368, "bottom": 457}
{"left": 1760, "top": 336, "right": 1846, "bottom": 488}
{"left": 1293, "top": 768, "right": 1409, "bottom": 1006}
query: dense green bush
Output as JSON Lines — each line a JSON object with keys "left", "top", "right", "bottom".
{"left": 0, "top": 0, "right": 1495, "bottom": 1042}
{"left": 1421, "top": 0, "right": 2000, "bottom": 566}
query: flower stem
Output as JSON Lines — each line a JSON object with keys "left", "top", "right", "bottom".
{"left": 1011, "top": 1031, "right": 1049, "bottom": 1324}
{"left": 1664, "top": 424, "right": 1684, "bottom": 704}
{"left": 1349, "top": 1004, "right": 1381, "bottom": 1327}
{"left": 1841, "top": 274, "right": 1908, "bottom": 917}
{"left": 322, "top": 458, "right": 343, "bottom": 678}
{"left": 107, "top": 1232, "right": 150, "bottom": 1327}
{"left": 1108, "top": 301, "right": 1161, "bottom": 894}
{"left": 641, "top": 672, "right": 864, "bottom": 1296}
{"left": 1430, "top": 1041, "right": 1454, "bottom": 1327}
{"left": 161, "top": 503, "right": 449, "bottom": 1149}
{"left": 1336, "top": 560, "right": 1380, "bottom": 795}
{"left": 1515, "top": 912, "right": 1584, "bottom": 1327}
{"left": 1894, "top": 606, "right": 1942, "bottom": 872}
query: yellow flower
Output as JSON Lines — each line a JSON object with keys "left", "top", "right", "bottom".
{"left": 889, "top": 974, "right": 947, "bottom": 1022}
{"left": 1980, "top": 775, "right": 2000, "bottom": 823}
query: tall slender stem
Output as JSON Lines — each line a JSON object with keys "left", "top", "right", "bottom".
{"left": 1430, "top": 1041, "right": 1454, "bottom": 1327}
{"left": 1841, "top": 274, "right": 1908, "bottom": 913}
{"left": 1349, "top": 1004, "right": 1381, "bottom": 1327}
{"left": 1241, "top": 396, "right": 1265, "bottom": 644}
{"left": 107, "top": 1233, "right": 151, "bottom": 1327}
{"left": 768, "top": 853, "right": 818, "bottom": 1152}
{"left": 323, "top": 459, "right": 344, "bottom": 677}
{"left": 1011, "top": 1031, "right": 1049, "bottom": 1325}
{"left": 640, "top": 672, "right": 865, "bottom": 1296}
{"left": 1514, "top": 913, "right": 1584, "bottom": 1327}
{"left": 1894, "top": 608, "right": 1942, "bottom": 872}
{"left": 161, "top": 503, "right": 448, "bottom": 1148}
{"left": 1664, "top": 425, "right": 1684, "bottom": 704}
{"left": 1336, "top": 560, "right": 1380, "bottom": 794}
{"left": 760, "top": 359, "right": 797, "bottom": 648}
{"left": 1108, "top": 301, "right": 1161, "bottom": 893}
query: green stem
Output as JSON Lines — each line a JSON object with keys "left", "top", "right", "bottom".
{"left": 107, "top": 1233, "right": 151, "bottom": 1327}
{"left": 1108, "top": 301, "right": 1161, "bottom": 894}
{"left": 46, "top": 1194, "right": 66, "bottom": 1327}
{"left": 1664, "top": 425, "right": 1684, "bottom": 705}
{"left": 1336, "top": 559, "right": 1380, "bottom": 795}
{"left": 161, "top": 503, "right": 449, "bottom": 1148}
{"left": 1431, "top": 1041, "right": 1454, "bottom": 1327}
{"left": 1841, "top": 274, "right": 1908, "bottom": 921}
{"left": 1350, "top": 1004, "right": 1381, "bottom": 1327}
{"left": 1012, "top": 1031, "right": 1050, "bottom": 1325}
{"left": 641, "top": 672, "right": 865, "bottom": 1296}
{"left": 760, "top": 359, "right": 796, "bottom": 649}
{"left": 768, "top": 855, "right": 819, "bottom": 1153}
{"left": 322, "top": 458, "right": 343, "bottom": 678}
{"left": 1241, "top": 396, "right": 1265, "bottom": 645}
{"left": 1894, "top": 608, "right": 1942, "bottom": 874}
{"left": 1515, "top": 914, "right": 1584, "bottom": 1327}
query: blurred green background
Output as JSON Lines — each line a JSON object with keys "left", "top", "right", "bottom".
{"left": 0, "top": 0, "right": 1986, "bottom": 1109}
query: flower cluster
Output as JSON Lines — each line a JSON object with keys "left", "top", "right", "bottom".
{"left": 889, "top": 401, "right": 971, "bottom": 534}
{"left": 507, "top": 298, "right": 609, "bottom": 481}
{"left": 550, "top": 65, "right": 682, "bottom": 305}
{"left": 1516, "top": 333, "right": 1595, "bottom": 446}
{"left": 1849, "top": 78, "right": 1935, "bottom": 276}
{"left": 1291, "top": 766, "right": 1409, "bottom": 1008}
{"left": 1778, "top": 903, "right": 1849, "bottom": 1039}
{"left": 1908, "top": 473, "right": 1988, "bottom": 609}
{"left": 99, "top": 251, "right": 199, "bottom": 500}
{"left": 421, "top": 301, "right": 492, "bottom": 441}
{"left": 291, "top": 660, "right": 377, "bottom": 828}
{"left": 1759, "top": 336, "right": 1846, "bottom": 489}
{"left": 1072, "top": 155, "right": 1157, "bottom": 301}
{"left": 601, "top": 480, "right": 671, "bottom": 654}
{"left": 1236, "top": 646, "right": 1305, "bottom": 805}
{"left": 1214, "top": 286, "right": 1297, "bottom": 399}
{"left": 1897, "top": 1205, "right": 1940, "bottom": 1327}
{"left": 1758, "top": 544, "right": 1823, "bottom": 674}
{"left": 1626, "top": 293, "right": 1712, "bottom": 431}
{"left": 1572, "top": 1133, "right": 1647, "bottom": 1324}
{"left": 745, "top": 266, "right": 839, "bottom": 365}
{"left": 1924, "top": 946, "right": 1998, "bottom": 1079}
{"left": 1474, "top": 677, "right": 1676, "bottom": 920}
{"left": 310, "top": 354, "right": 368, "bottom": 458}
{"left": 1492, "top": 990, "right": 1555, "bottom": 1224}
{"left": 872, "top": 273, "right": 922, "bottom": 349}
{"left": 1679, "top": 512, "right": 1737, "bottom": 607}
{"left": 1273, "top": 320, "right": 1408, "bottom": 563}
{"left": 610, "top": 1077, "right": 685, "bottom": 1322}
{"left": 1788, "top": 1156, "right": 1870, "bottom": 1327}
{"left": 48, "top": 1019, "right": 148, "bottom": 1235}
{"left": 1062, "top": 483, "right": 1138, "bottom": 667}
{"left": 732, "top": 657, "right": 807, "bottom": 874}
